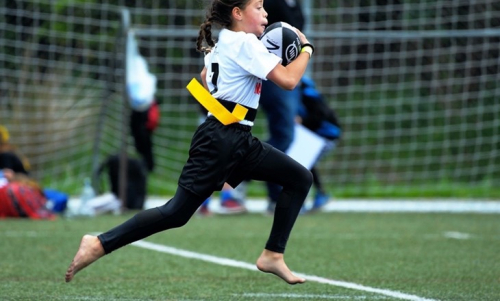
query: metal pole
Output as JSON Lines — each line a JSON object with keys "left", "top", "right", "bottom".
{"left": 119, "top": 8, "right": 131, "bottom": 210}
{"left": 90, "top": 10, "right": 123, "bottom": 193}
{"left": 302, "top": 0, "right": 312, "bottom": 77}
{"left": 302, "top": 0, "right": 312, "bottom": 35}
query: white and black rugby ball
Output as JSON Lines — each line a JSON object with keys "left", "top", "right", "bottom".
{"left": 260, "top": 22, "right": 302, "bottom": 66}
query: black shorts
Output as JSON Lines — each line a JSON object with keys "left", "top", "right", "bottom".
{"left": 178, "top": 116, "right": 272, "bottom": 197}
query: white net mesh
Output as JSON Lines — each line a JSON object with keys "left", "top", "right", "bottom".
{"left": 1, "top": 1, "right": 499, "bottom": 197}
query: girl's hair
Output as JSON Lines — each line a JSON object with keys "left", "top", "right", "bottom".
{"left": 196, "top": 0, "right": 250, "bottom": 53}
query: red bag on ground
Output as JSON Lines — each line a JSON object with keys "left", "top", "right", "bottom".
{"left": 0, "top": 181, "right": 56, "bottom": 220}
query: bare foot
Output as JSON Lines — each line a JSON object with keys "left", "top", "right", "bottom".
{"left": 256, "top": 249, "right": 306, "bottom": 285}
{"left": 65, "top": 234, "right": 105, "bottom": 282}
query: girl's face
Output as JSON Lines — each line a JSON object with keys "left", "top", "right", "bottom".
{"left": 235, "top": 0, "right": 268, "bottom": 36}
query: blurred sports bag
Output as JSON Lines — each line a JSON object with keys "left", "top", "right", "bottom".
{"left": 0, "top": 180, "right": 56, "bottom": 220}
{"left": 97, "top": 154, "right": 147, "bottom": 210}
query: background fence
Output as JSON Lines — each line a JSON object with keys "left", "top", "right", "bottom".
{"left": 1, "top": 1, "right": 499, "bottom": 198}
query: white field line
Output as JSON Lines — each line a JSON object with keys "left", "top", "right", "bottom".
{"left": 443, "top": 231, "right": 471, "bottom": 239}
{"left": 3, "top": 230, "right": 39, "bottom": 237}
{"left": 238, "top": 293, "right": 390, "bottom": 299}
{"left": 47, "top": 297, "right": 155, "bottom": 301}
{"left": 131, "top": 240, "right": 438, "bottom": 301}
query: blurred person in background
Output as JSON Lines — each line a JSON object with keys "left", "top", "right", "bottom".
{"left": 130, "top": 100, "right": 160, "bottom": 173}
{"left": 296, "top": 76, "right": 342, "bottom": 212}
{"left": 225, "top": 0, "right": 307, "bottom": 214}
{"left": 0, "top": 125, "right": 31, "bottom": 175}
{"left": 0, "top": 168, "right": 56, "bottom": 220}
{"left": 0, "top": 125, "right": 68, "bottom": 214}
{"left": 260, "top": 0, "right": 306, "bottom": 214}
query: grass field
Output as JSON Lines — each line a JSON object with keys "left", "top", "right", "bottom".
{"left": 1, "top": 210, "right": 499, "bottom": 301}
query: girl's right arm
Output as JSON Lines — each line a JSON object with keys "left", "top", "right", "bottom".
{"left": 266, "top": 28, "right": 312, "bottom": 90}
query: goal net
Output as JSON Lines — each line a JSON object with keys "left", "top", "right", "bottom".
{"left": 1, "top": 1, "right": 499, "bottom": 198}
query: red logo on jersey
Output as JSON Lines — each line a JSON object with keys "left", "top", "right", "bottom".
{"left": 254, "top": 82, "right": 262, "bottom": 94}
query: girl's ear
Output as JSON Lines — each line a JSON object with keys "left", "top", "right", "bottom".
{"left": 232, "top": 7, "right": 243, "bottom": 21}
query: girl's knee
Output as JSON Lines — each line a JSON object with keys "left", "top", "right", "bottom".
{"left": 169, "top": 217, "right": 189, "bottom": 229}
{"left": 289, "top": 167, "right": 313, "bottom": 194}
{"left": 155, "top": 187, "right": 204, "bottom": 229}
{"left": 300, "top": 168, "right": 313, "bottom": 190}
{"left": 157, "top": 203, "right": 192, "bottom": 229}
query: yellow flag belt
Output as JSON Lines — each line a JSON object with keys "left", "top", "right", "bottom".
{"left": 186, "top": 78, "right": 248, "bottom": 125}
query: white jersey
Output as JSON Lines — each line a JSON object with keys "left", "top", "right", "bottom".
{"left": 204, "top": 29, "right": 281, "bottom": 110}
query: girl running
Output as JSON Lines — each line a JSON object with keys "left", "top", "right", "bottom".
{"left": 65, "top": 0, "right": 314, "bottom": 285}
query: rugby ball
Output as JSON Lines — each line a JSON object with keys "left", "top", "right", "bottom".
{"left": 260, "top": 22, "right": 302, "bottom": 66}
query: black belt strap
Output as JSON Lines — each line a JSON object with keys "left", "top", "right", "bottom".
{"left": 217, "top": 99, "right": 257, "bottom": 122}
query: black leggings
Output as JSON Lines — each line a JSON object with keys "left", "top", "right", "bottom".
{"left": 98, "top": 147, "right": 312, "bottom": 254}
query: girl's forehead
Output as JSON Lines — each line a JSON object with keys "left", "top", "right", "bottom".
{"left": 248, "top": 0, "right": 264, "bottom": 6}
